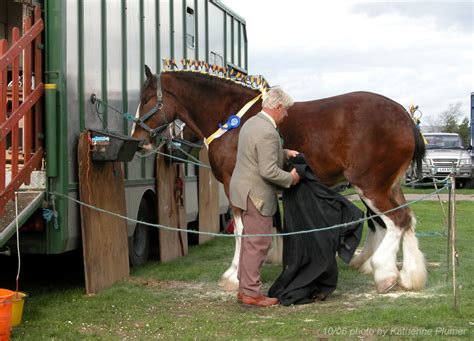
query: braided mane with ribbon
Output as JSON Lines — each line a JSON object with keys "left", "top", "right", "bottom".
{"left": 162, "top": 58, "right": 270, "bottom": 145}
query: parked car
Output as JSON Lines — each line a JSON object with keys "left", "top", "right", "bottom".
{"left": 406, "top": 132, "right": 472, "bottom": 188}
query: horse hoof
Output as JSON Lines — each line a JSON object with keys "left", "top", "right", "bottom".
{"left": 376, "top": 277, "right": 398, "bottom": 294}
{"left": 218, "top": 278, "right": 239, "bottom": 292}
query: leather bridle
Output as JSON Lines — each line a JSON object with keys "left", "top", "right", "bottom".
{"left": 134, "top": 74, "right": 170, "bottom": 137}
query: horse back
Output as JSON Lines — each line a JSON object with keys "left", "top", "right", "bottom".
{"left": 281, "top": 92, "right": 415, "bottom": 187}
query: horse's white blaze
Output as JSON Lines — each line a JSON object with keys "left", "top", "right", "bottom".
{"left": 130, "top": 103, "right": 141, "bottom": 136}
{"left": 370, "top": 217, "right": 402, "bottom": 284}
{"left": 400, "top": 215, "right": 427, "bottom": 290}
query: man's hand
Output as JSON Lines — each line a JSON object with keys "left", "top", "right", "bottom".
{"left": 287, "top": 150, "right": 299, "bottom": 158}
{"left": 290, "top": 168, "right": 300, "bottom": 185}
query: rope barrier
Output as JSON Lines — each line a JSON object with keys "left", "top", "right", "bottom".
{"left": 135, "top": 136, "right": 212, "bottom": 169}
{"left": 136, "top": 146, "right": 211, "bottom": 169}
{"left": 51, "top": 182, "right": 450, "bottom": 238}
{"left": 91, "top": 95, "right": 136, "bottom": 122}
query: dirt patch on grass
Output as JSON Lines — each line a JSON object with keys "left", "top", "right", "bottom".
{"left": 127, "top": 275, "right": 445, "bottom": 312}
{"left": 127, "top": 277, "right": 236, "bottom": 300}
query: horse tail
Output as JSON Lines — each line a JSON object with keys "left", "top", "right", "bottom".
{"left": 412, "top": 125, "right": 426, "bottom": 178}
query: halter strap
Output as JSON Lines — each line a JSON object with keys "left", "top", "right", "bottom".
{"left": 134, "top": 74, "right": 169, "bottom": 137}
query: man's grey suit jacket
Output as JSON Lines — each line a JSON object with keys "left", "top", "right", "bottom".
{"left": 229, "top": 112, "right": 293, "bottom": 216}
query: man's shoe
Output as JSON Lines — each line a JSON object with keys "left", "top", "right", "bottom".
{"left": 237, "top": 293, "right": 279, "bottom": 307}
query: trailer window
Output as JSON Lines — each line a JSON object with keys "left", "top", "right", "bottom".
{"left": 210, "top": 51, "right": 223, "bottom": 67}
{"left": 186, "top": 6, "right": 195, "bottom": 49}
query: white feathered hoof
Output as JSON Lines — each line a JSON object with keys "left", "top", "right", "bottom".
{"left": 376, "top": 277, "right": 398, "bottom": 294}
{"left": 218, "top": 275, "right": 239, "bottom": 292}
{"left": 400, "top": 265, "right": 427, "bottom": 291}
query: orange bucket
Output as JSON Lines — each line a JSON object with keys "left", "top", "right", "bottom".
{"left": 0, "top": 289, "right": 13, "bottom": 341}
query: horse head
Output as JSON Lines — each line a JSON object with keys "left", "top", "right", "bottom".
{"left": 131, "top": 65, "right": 208, "bottom": 150}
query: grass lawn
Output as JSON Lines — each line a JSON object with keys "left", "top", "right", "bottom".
{"left": 341, "top": 183, "right": 473, "bottom": 196}
{"left": 2, "top": 199, "right": 473, "bottom": 340}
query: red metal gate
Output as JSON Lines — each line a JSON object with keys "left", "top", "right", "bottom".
{"left": 0, "top": 7, "right": 44, "bottom": 215}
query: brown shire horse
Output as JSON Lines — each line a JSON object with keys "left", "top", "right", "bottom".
{"left": 132, "top": 65, "right": 427, "bottom": 294}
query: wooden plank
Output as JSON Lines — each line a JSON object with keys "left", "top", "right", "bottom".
{"left": 0, "top": 18, "right": 43, "bottom": 71}
{"left": 198, "top": 148, "right": 219, "bottom": 244}
{"left": 0, "top": 40, "right": 7, "bottom": 192}
{"left": 11, "top": 27, "right": 19, "bottom": 179}
{"left": 157, "top": 148, "right": 188, "bottom": 262}
{"left": 23, "top": 16, "right": 32, "bottom": 164}
{"left": 77, "top": 132, "right": 129, "bottom": 294}
{"left": 0, "top": 84, "right": 44, "bottom": 141}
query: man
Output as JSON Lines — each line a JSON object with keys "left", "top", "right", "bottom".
{"left": 229, "top": 87, "right": 300, "bottom": 307}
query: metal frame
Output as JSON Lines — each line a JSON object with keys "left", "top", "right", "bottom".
{"left": 13, "top": 0, "right": 249, "bottom": 254}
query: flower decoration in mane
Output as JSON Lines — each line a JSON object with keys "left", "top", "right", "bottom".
{"left": 161, "top": 58, "right": 269, "bottom": 91}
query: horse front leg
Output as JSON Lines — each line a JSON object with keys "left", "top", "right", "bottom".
{"left": 400, "top": 214, "right": 427, "bottom": 290}
{"left": 218, "top": 207, "right": 242, "bottom": 291}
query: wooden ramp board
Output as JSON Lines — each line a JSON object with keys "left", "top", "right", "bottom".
{"left": 198, "top": 148, "right": 219, "bottom": 244}
{"left": 157, "top": 149, "right": 188, "bottom": 262}
{"left": 78, "top": 132, "right": 129, "bottom": 294}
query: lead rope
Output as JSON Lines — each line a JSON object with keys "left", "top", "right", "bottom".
{"left": 15, "top": 192, "right": 21, "bottom": 297}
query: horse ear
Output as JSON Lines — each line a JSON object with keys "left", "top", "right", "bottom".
{"left": 145, "top": 64, "right": 153, "bottom": 79}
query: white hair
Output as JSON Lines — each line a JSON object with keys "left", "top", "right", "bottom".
{"left": 262, "top": 87, "right": 294, "bottom": 109}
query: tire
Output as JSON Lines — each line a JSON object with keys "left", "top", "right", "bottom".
{"left": 455, "top": 180, "right": 465, "bottom": 189}
{"left": 129, "top": 199, "right": 152, "bottom": 267}
{"left": 465, "top": 178, "right": 474, "bottom": 189}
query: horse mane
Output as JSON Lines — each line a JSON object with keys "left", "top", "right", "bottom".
{"left": 161, "top": 58, "right": 269, "bottom": 94}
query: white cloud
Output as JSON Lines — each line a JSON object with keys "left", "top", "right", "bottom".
{"left": 221, "top": 0, "right": 473, "bottom": 123}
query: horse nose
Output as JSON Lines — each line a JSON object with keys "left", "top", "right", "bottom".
{"left": 136, "top": 140, "right": 153, "bottom": 152}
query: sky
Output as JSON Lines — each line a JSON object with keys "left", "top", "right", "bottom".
{"left": 220, "top": 0, "right": 473, "bottom": 126}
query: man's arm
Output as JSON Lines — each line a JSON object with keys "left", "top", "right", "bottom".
{"left": 256, "top": 131, "right": 293, "bottom": 188}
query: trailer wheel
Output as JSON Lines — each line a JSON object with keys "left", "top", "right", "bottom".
{"left": 466, "top": 178, "right": 474, "bottom": 189}
{"left": 129, "top": 198, "right": 152, "bottom": 267}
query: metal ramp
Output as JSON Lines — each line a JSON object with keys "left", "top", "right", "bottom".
{"left": 0, "top": 171, "right": 45, "bottom": 249}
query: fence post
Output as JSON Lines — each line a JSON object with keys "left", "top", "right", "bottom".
{"left": 448, "top": 174, "right": 457, "bottom": 309}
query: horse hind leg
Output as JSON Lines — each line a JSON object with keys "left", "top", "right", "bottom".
{"left": 390, "top": 185, "right": 427, "bottom": 290}
{"left": 218, "top": 207, "right": 242, "bottom": 291}
{"left": 398, "top": 209, "right": 427, "bottom": 291}
{"left": 363, "top": 192, "right": 415, "bottom": 293}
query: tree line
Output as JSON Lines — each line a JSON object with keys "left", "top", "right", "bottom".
{"left": 423, "top": 102, "right": 471, "bottom": 147}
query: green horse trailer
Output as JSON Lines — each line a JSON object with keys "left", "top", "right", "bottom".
{"left": 0, "top": 0, "right": 247, "bottom": 264}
